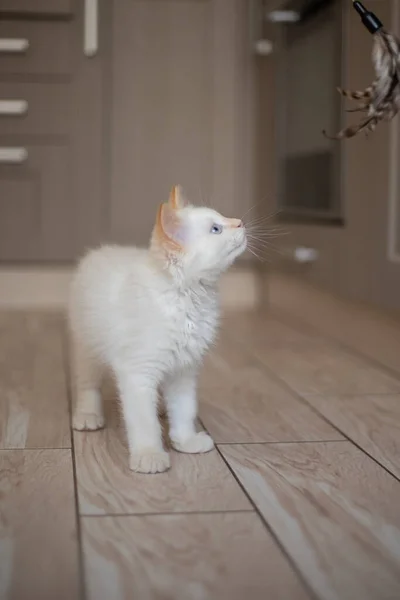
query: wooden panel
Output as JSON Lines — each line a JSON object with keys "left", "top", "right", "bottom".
{"left": 267, "top": 274, "right": 400, "bottom": 377}
{"left": 0, "top": 144, "right": 75, "bottom": 260}
{"left": 227, "top": 314, "right": 400, "bottom": 395}
{"left": 0, "top": 0, "right": 73, "bottom": 17}
{"left": 0, "top": 311, "right": 70, "bottom": 449}
{"left": 110, "top": 0, "right": 213, "bottom": 245}
{"left": 0, "top": 21, "right": 73, "bottom": 76}
{"left": 222, "top": 311, "right": 323, "bottom": 349}
{"left": 0, "top": 83, "right": 71, "bottom": 136}
{"left": 0, "top": 0, "right": 106, "bottom": 261}
{"left": 199, "top": 337, "right": 343, "bottom": 443}
{"left": 258, "top": 343, "right": 400, "bottom": 395}
{"left": 109, "top": 0, "right": 256, "bottom": 249}
{"left": 0, "top": 449, "right": 80, "bottom": 600}
{"left": 74, "top": 386, "right": 251, "bottom": 515}
{"left": 82, "top": 513, "right": 311, "bottom": 600}
{"left": 305, "top": 393, "right": 400, "bottom": 479}
{"left": 0, "top": 179, "right": 39, "bottom": 254}
{"left": 222, "top": 442, "right": 400, "bottom": 600}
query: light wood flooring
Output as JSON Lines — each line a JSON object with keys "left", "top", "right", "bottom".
{"left": 1, "top": 309, "right": 400, "bottom": 600}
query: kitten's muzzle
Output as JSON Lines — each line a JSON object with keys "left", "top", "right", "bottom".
{"left": 228, "top": 218, "right": 244, "bottom": 229}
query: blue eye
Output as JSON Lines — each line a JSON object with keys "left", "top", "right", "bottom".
{"left": 210, "top": 223, "right": 223, "bottom": 234}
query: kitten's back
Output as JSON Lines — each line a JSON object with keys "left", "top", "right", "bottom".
{"left": 69, "top": 245, "right": 166, "bottom": 347}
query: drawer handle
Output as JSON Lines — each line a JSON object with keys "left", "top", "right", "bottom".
{"left": 0, "top": 148, "right": 28, "bottom": 164}
{"left": 0, "top": 39, "right": 29, "bottom": 53}
{"left": 0, "top": 100, "right": 28, "bottom": 116}
{"left": 84, "top": 0, "right": 98, "bottom": 57}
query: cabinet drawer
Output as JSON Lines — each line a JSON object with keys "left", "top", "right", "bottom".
{"left": 0, "top": 0, "right": 73, "bottom": 18}
{"left": 0, "top": 21, "right": 73, "bottom": 76}
{"left": 0, "top": 82, "right": 71, "bottom": 136}
{"left": 0, "top": 144, "right": 73, "bottom": 260}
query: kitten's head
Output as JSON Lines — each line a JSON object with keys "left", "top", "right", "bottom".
{"left": 151, "top": 186, "right": 247, "bottom": 281}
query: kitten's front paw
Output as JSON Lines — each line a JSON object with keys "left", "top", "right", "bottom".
{"left": 73, "top": 412, "right": 105, "bottom": 431}
{"left": 129, "top": 450, "right": 171, "bottom": 474}
{"left": 172, "top": 431, "right": 215, "bottom": 454}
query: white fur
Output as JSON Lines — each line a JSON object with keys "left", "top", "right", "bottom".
{"left": 69, "top": 198, "right": 246, "bottom": 473}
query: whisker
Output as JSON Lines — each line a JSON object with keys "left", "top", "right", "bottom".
{"left": 246, "top": 232, "right": 289, "bottom": 241}
{"left": 248, "top": 244, "right": 279, "bottom": 253}
{"left": 240, "top": 203, "right": 260, "bottom": 221}
{"left": 244, "top": 209, "right": 282, "bottom": 226}
{"left": 247, "top": 242, "right": 286, "bottom": 258}
{"left": 250, "top": 235, "right": 287, "bottom": 244}
{"left": 246, "top": 246, "right": 267, "bottom": 262}
{"left": 247, "top": 236, "right": 288, "bottom": 254}
{"left": 245, "top": 220, "right": 274, "bottom": 230}
{"left": 247, "top": 236, "right": 287, "bottom": 244}
{"left": 247, "top": 227, "right": 289, "bottom": 235}
{"left": 246, "top": 222, "right": 287, "bottom": 230}
{"left": 246, "top": 227, "right": 289, "bottom": 235}
{"left": 245, "top": 219, "right": 277, "bottom": 229}
{"left": 245, "top": 224, "right": 286, "bottom": 235}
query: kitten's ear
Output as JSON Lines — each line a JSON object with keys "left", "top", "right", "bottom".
{"left": 168, "top": 185, "right": 188, "bottom": 210}
{"left": 155, "top": 202, "right": 187, "bottom": 249}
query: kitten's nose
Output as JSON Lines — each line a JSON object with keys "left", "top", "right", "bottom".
{"left": 227, "top": 218, "right": 244, "bottom": 228}
{"left": 231, "top": 219, "right": 243, "bottom": 228}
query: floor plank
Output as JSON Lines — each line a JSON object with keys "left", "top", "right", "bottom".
{"left": 0, "top": 449, "right": 80, "bottom": 600}
{"left": 221, "top": 441, "right": 400, "bottom": 600}
{"left": 200, "top": 339, "right": 343, "bottom": 443}
{"left": 305, "top": 394, "right": 400, "bottom": 479}
{"left": 260, "top": 344, "right": 400, "bottom": 395}
{"left": 268, "top": 273, "right": 400, "bottom": 377}
{"left": 81, "top": 513, "right": 311, "bottom": 600}
{"left": 0, "top": 311, "right": 70, "bottom": 449}
{"left": 74, "top": 389, "right": 251, "bottom": 515}
{"left": 226, "top": 314, "right": 400, "bottom": 395}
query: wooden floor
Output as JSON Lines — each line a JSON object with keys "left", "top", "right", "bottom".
{"left": 1, "top": 309, "right": 400, "bottom": 600}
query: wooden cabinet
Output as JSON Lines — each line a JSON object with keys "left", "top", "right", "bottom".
{"left": 0, "top": 1, "right": 106, "bottom": 261}
{"left": 0, "top": 145, "right": 72, "bottom": 260}
{"left": 0, "top": 0, "right": 73, "bottom": 18}
{"left": 0, "top": 0, "right": 255, "bottom": 260}
{"left": 0, "top": 20, "right": 73, "bottom": 76}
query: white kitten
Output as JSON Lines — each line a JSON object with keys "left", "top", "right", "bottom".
{"left": 69, "top": 186, "right": 246, "bottom": 473}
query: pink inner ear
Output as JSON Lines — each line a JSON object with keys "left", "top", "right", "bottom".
{"left": 161, "top": 203, "right": 187, "bottom": 244}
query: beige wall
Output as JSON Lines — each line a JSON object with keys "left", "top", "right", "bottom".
{"left": 108, "top": 0, "right": 260, "bottom": 255}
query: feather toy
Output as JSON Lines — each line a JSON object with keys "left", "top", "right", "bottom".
{"left": 325, "top": 0, "right": 400, "bottom": 139}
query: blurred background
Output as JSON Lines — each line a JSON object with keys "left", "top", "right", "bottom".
{"left": 2, "top": 2, "right": 400, "bottom": 600}
{"left": 2, "top": 0, "right": 400, "bottom": 314}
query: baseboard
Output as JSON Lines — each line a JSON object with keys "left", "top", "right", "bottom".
{"left": 0, "top": 265, "right": 261, "bottom": 311}
{"left": 267, "top": 273, "right": 400, "bottom": 376}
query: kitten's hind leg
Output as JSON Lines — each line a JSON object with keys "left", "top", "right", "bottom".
{"left": 71, "top": 340, "right": 105, "bottom": 431}
{"left": 163, "top": 369, "right": 214, "bottom": 454}
{"left": 115, "top": 370, "right": 170, "bottom": 474}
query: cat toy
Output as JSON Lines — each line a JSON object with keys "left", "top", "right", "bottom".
{"left": 325, "top": 0, "right": 400, "bottom": 139}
